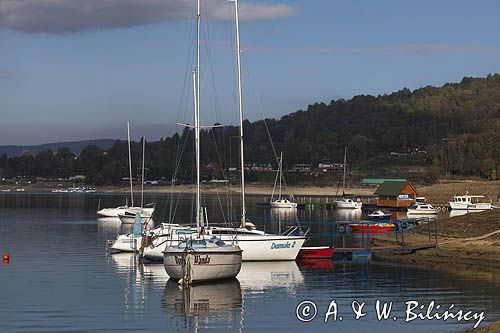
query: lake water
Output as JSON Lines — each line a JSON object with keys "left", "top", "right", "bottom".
{"left": 0, "top": 193, "right": 498, "bottom": 332}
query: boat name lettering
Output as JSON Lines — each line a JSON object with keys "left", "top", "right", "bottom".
{"left": 271, "top": 242, "right": 294, "bottom": 249}
{"left": 194, "top": 254, "right": 210, "bottom": 265}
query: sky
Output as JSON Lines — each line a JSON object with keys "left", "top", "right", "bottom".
{"left": 1, "top": 0, "right": 499, "bottom": 145}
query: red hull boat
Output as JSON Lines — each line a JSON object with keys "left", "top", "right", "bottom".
{"left": 297, "top": 246, "right": 333, "bottom": 260}
{"left": 348, "top": 223, "right": 394, "bottom": 233}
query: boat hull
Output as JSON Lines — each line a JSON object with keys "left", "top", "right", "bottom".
{"left": 297, "top": 246, "right": 333, "bottom": 260}
{"left": 97, "top": 207, "right": 154, "bottom": 217}
{"left": 449, "top": 202, "right": 492, "bottom": 210}
{"left": 407, "top": 209, "right": 437, "bottom": 215}
{"left": 143, "top": 234, "right": 306, "bottom": 261}
{"left": 163, "top": 248, "right": 242, "bottom": 283}
{"left": 118, "top": 214, "right": 153, "bottom": 224}
{"left": 270, "top": 202, "right": 298, "bottom": 208}
{"left": 349, "top": 224, "right": 393, "bottom": 233}
{"left": 335, "top": 201, "right": 362, "bottom": 209}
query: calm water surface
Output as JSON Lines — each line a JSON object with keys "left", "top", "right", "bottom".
{"left": 0, "top": 193, "right": 498, "bottom": 332}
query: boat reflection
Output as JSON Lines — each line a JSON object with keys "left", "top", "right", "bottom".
{"left": 449, "top": 209, "right": 486, "bottom": 218}
{"left": 237, "top": 261, "right": 304, "bottom": 293}
{"left": 334, "top": 208, "right": 362, "bottom": 221}
{"left": 162, "top": 279, "right": 243, "bottom": 331}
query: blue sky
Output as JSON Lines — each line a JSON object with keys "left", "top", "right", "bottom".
{"left": 1, "top": 0, "right": 499, "bottom": 145}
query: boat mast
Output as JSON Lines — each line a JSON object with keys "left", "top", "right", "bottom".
{"left": 141, "top": 136, "right": 145, "bottom": 209}
{"left": 195, "top": 0, "right": 202, "bottom": 230}
{"left": 342, "top": 146, "right": 347, "bottom": 195}
{"left": 234, "top": 0, "right": 246, "bottom": 226}
{"left": 127, "top": 122, "right": 134, "bottom": 207}
{"left": 278, "top": 151, "right": 283, "bottom": 200}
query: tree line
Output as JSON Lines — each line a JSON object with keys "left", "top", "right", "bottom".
{"left": 1, "top": 74, "right": 499, "bottom": 184}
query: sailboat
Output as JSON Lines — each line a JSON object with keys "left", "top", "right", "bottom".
{"left": 162, "top": 0, "right": 242, "bottom": 284}
{"left": 109, "top": 0, "right": 308, "bottom": 261}
{"left": 334, "top": 147, "right": 362, "bottom": 209}
{"left": 97, "top": 123, "right": 155, "bottom": 218}
{"left": 118, "top": 136, "right": 155, "bottom": 224}
{"left": 270, "top": 152, "right": 297, "bottom": 208}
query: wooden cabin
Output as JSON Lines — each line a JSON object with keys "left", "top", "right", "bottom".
{"left": 375, "top": 181, "right": 418, "bottom": 208}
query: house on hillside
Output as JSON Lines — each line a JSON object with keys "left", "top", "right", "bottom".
{"left": 375, "top": 181, "right": 418, "bottom": 208}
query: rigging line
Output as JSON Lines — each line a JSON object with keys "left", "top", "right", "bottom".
{"left": 246, "top": 68, "right": 292, "bottom": 193}
{"left": 201, "top": 1, "right": 224, "bottom": 123}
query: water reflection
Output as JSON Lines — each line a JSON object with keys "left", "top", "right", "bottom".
{"left": 162, "top": 279, "right": 243, "bottom": 331}
{"left": 333, "top": 208, "right": 362, "bottom": 221}
{"left": 238, "top": 261, "right": 304, "bottom": 293}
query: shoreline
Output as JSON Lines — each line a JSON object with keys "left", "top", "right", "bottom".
{"left": 372, "top": 209, "right": 500, "bottom": 332}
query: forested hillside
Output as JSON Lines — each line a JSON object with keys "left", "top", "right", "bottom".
{"left": 1, "top": 75, "right": 499, "bottom": 184}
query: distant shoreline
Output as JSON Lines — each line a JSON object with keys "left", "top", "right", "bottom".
{"left": 1, "top": 180, "right": 498, "bottom": 205}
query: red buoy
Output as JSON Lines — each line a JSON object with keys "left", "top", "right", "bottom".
{"left": 2, "top": 253, "right": 9, "bottom": 261}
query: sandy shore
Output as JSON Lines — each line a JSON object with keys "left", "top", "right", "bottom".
{"left": 373, "top": 209, "right": 500, "bottom": 281}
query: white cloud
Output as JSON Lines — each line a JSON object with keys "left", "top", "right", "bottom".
{"left": 0, "top": 0, "right": 297, "bottom": 33}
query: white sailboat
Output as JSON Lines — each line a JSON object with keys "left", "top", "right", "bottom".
{"left": 270, "top": 152, "right": 297, "bottom": 209}
{"left": 118, "top": 136, "right": 155, "bottom": 224}
{"left": 162, "top": 1, "right": 242, "bottom": 284}
{"left": 334, "top": 147, "right": 362, "bottom": 209}
{"left": 109, "top": 0, "right": 307, "bottom": 261}
{"left": 97, "top": 123, "right": 155, "bottom": 218}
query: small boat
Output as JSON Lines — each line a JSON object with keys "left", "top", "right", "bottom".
{"left": 335, "top": 197, "right": 362, "bottom": 209}
{"left": 449, "top": 193, "right": 492, "bottom": 210}
{"left": 297, "top": 246, "right": 333, "bottom": 260}
{"left": 163, "top": 235, "right": 243, "bottom": 284}
{"left": 97, "top": 205, "right": 154, "bottom": 218}
{"left": 117, "top": 209, "right": 154, "bottom": 224}
{"left": 368, "top": 209, "right": 391, "bottom": 219}
{"left": 270, "top": 198, "right": 298, "bottom": 209}
{"left": 407, "top": 203, "right": 437, "bottom": 215}
{"left": 270, "top": 152, "right": 297, "bottom": 209}
{"left": 349, "top": 222, "right": 394, "bottom": 233}
{"left": 334, "top": 147, "right": 362, "bottom": 209}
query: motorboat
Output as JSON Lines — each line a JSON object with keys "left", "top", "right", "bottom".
{"left": 97, "top": 205, "right": 154, "bottom": 218}
{"left": 335, "top": 197, "right": 362, "bottom": 209}
{"left": 349, "top": 222, "right": 394, "bottom": 233}
{"left": 297, "top": 246, "right": 333, "bottom": 260}
{"left": 407, "top": 203, "right": 438, "bottom": 215}
{"left": 270, "top": 198, "right": 298, "bottom": 209}
{"left": 449, "top": 193, "right": 492, "bottom": 210}
{"left": 368, "top": 209, "right": 391, "bottom": 219}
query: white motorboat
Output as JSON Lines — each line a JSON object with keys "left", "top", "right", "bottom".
{"left": 449, "top": 193, "right": 492, "bottom": 210}
{"left": 270, "top": 152, "right": 297, "bottom": 209}
{"left": 368, "top": 209, "right": 391, "bottom": 219}
{"left": 270, "top": 199, "right": 298, "bottom": 209}
{"left": 407, "top": 203, "right": 438, "bottom": 215}
{"left": 334, "top": 147, "right": 362, "bottom": 209}
{"left": 335, "top": 198, "right": 362, "bottom": 209}
{"left": 97, "top": 205, "right": 154, "bottom": 218}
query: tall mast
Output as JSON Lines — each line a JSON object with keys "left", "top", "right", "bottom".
{"left": 195, "top": 0, "right": 202, "bottom": 230}
{"left": 127, "top": 121, "right": 134, "bottom": 207}
{"left": 193, "top": 69, "right": 201, "bottom": 230}
{"left": 342, "top": 146, "right": 347, "bottom": 193}
{"left": 234, "top": 0, "right": 246, "bottom": 226}
{"left": 141, "top": 136, "right": 145, "bottom": 208}
{"left": 278, "top": 151, "right": 283, "bottom": 200}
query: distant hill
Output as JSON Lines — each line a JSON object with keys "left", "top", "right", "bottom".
{"left": 0, "top": 139, "right": 115, "bottom": 156}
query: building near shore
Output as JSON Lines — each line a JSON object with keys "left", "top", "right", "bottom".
{"left": 375, "top": 180, "right": 418, "bottom": 208}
